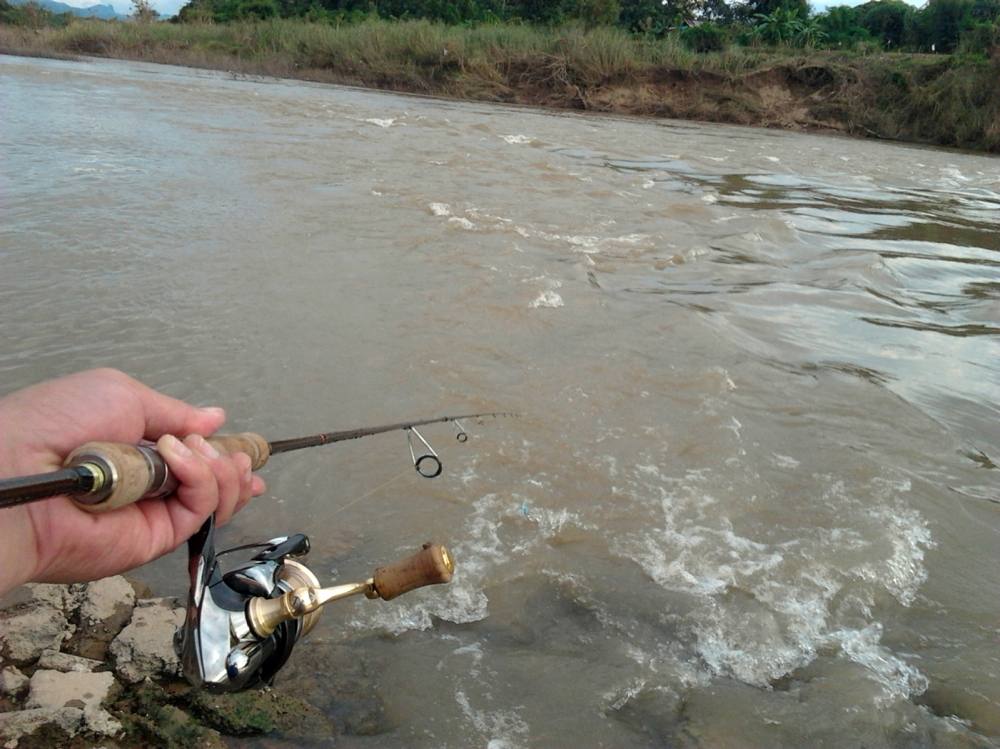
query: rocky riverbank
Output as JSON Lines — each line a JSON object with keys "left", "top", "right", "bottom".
{"left": 0, "top": 577, "right": 377, "bottom": 747}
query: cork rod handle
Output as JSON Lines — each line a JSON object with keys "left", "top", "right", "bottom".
{"left": 65, "top": 432, "right": 271, "bottom": 513}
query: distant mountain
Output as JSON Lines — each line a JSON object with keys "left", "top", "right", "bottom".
{"left": 8, "top": 0, "right": 123, "bottom": 18}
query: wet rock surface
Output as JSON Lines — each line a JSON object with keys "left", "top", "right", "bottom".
{"left": 0, "top": 604, "right": 71, "bottom": 665}
{"left": 67, "top": 576, "right": 135, "bottom": 662}
{"left": 0, "top": 706, "right": 84, "bottom": 744}
{"left": 109, "top": 597, "right": 185, "bottom": 684}
{"left": 35, "top": 650, "right": 102, "bottom": 674}
{"left": 25, "top": 669, "right": 117, "bottom": 711}
{"left": 0, "top": 668, "right": 28, "bottom": 699}
{"left": 280, "top": 640, "right": 389, "bottom": 737}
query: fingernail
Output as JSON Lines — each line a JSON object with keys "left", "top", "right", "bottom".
{"left": 200, "top": 406, "right": 226, "bottom": 420}
{"left": 163, "top": 434, "right": 192, "bottom": 458}
{"left": 191, "top": 435, "right": 220, "bottom": 459}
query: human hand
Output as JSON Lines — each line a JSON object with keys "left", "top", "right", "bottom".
{"left": 0, "top": 368, "right": 266, "bottom": 593}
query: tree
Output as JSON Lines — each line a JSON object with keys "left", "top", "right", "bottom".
{"left": 855, "top": 0, "right": 912, "bottom": 48}
{"left": 618, "top": 0, "right": 671, "bottom": 33}
{"left": 818, "top": 5, "right": 871, "bottom": 47}
{"left": 970, "top": 0, "right": 1000, "bottom": 21}
{"left": 917, "top": 0, "right": 974, "bottom": 51}
{"left": 738, "top": 0, "right": 808, "bottom": 21}
{"left": 132, "top": 0, "right": 160, "bottom": 21}
{"left": 564, "top": 0, "right": 621, "bottom": 28}
{"left": 699, "top": 0, "right": 735, "bottom": 23}
{"left": 752, "top": 4, "right": 805, "bottom": 44}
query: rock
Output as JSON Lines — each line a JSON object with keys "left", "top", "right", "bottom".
{"left": 118, "top": 682, "right": 226, "bottom": 749}
{"left": 109, "top": 597, "right": 185, "bottom": 684}
{"left": 148, "top": 704, "right": 226, "bottom": 749}
{"left": 0, "top": 605, "right": 70, "bottom": 664}
{"left": 35, "top": 649, "right": 102, "bottom": 673}
{"left": 66, "top": 576, "right": 136, "bottom": 662}
{"left": 126, "top": 577, "right": 154, "bottom": 600}
{"left": 186, "top": 689, "right": 335, "bottom": 739}
{"left": 0, "top": 707, "right": 83, "bottom": 743}
{"left": 281, "top": 641, "right": 387, "bottom": 736}
{"left": 0, "top": 583, "right": 76, "bottom": 614}
{"left": 82, "top": 705, "right": 122, "bottom": 737}
{"left": 25, "top": 669, "right": 117, "bottom": 711}
{"left": 79, "top": 576, "right": 135, "bottom": 625}
{"left": 0, "top": 667, "right": 28, "bottom": 698}
{"left": 606, "top": 683, "right": 683, "bottom": 745}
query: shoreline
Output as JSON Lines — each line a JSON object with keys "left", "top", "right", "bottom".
{"left": 1, "top": 19, "right": 998, "bottom": 154}
{"left": 0, "top": 578, "right": 373, "bottom": 747}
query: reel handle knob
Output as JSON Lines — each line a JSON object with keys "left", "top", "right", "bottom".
{"left": 373, "top": 543, "right": 454, "bottom": 601}
{"left": 65, "top": 432, "right": 271, "bottom": 513}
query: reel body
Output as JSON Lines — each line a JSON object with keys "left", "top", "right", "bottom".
{"left": 178, "top": 517, "right": 454, "bottom": 691}
{"left": 179, "top": 518, "right": 315, "bottom": 691}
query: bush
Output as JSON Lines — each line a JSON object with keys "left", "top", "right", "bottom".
{"left": 958, "top": 20, "right": 999, "bottom": 55}
{"left": 681, "top": 22, "right": 727, "bottom": 52}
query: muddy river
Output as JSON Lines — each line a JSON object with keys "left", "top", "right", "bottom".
{"left": 1, "top": 54, "right": 998, "bottom": 747}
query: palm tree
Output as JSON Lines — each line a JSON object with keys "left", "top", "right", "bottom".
{"left": 752, "top": 6, "right": 805, "bottom": 45}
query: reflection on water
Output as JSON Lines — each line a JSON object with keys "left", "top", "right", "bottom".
{"left": 1, "top": 55, "right": 999, "bottom": 748}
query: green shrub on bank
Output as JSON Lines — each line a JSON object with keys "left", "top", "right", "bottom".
{"left": 681, "top": 22, "right": 727, "bottom": 52}
{"left": 957, "top": 20, "right": 999, "bottom": 56}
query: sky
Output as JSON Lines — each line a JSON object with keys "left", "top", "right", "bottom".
{"left": 59, "top": 0, "right": 185, "bottom": 15}
{"left": 811, "top": 0, "right": 921, "bottom": 8}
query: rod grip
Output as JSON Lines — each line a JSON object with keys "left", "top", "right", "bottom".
{"left": 206, "top": 433, "right": 271, "bottom": 470}
{"left": 65, "top": 432, "right": 270, "bottom": 514}
{"left": 372, "top": 543, "right": 454, "bottom": 601}
{"left": 65, "top": 442, "right": 164, "bottom": 514}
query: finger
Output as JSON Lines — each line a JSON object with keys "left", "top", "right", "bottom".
{"left": 128, "top": 375, "right": 227, "bottom": 441}
{"left": 157, "top": 434, "right": 219, "bottom": 519}
{"left": 189, "top": 435, "right": 242, "bottom": 526}
{"left": 233, "top": 452, "right": 254, "bottom": 515}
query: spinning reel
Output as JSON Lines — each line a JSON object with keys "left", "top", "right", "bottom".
{"left": 179, "top": 516, "right": 453, "bottom": 691}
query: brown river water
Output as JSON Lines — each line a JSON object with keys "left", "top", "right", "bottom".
{"left": 1, "top": 55, "right": 999, "bottom": 748}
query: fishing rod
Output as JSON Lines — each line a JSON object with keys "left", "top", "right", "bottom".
{"left": 0, "top": 412, "right": 513, "bottom": 512}
{"left": 0, "top": 408, "right": 516, "bottom": 692}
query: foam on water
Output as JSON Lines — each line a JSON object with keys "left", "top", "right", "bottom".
{"left": 615, "top": 459, "right": 935, "bottom": 699}
{"left": 350, "top": 494, "right": 592, "bottom": 635}
{"left": 456, "top": 689, "right": 529, "bottom": 749}
{"left": 530, "top": 290, "right": 564, "bottom": 308}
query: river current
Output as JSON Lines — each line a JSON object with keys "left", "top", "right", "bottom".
{"left": 1, "top": 55, "right": 998, "bottom": 747}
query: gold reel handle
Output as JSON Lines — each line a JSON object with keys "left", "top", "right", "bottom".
{"left": 247, "top": 543, "right": 456, "bottom": 638}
